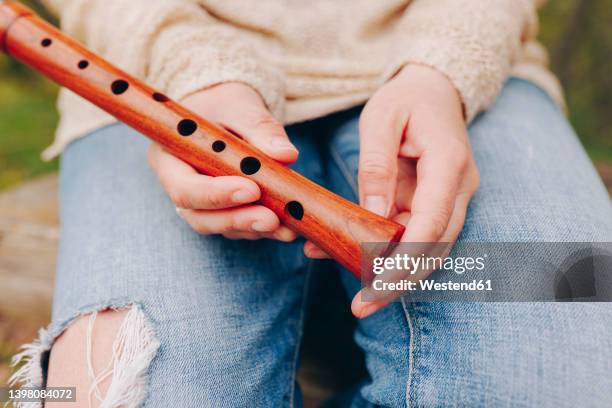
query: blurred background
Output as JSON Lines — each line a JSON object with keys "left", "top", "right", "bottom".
{"left": 1, "top": 0, "right": 611, "bottom": 398}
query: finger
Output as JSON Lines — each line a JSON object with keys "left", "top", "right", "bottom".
{"left": 177, "top": 205, "right": 279, "bottom": 235}
{"left": 358, "top": 98, "right": 405, "bottom": 216}
{"left": 394, "top": 159, "right": 417, "bottom": 213}
{"left": 222, "top": 231, "right": 263, "bottom": 241}
{"left": 438, "top": 162, "right": 479, "bottom": 243}
{"left": 401, "top": 140, "right": 468, "bottom": 243}
{"left": 149, "top": 143, "right": 260, "bottom": 209}
{"left": 353, "top": 192, "right": 473, "bottom": 319}
{"left": 303, "top": 241, "right": 330, "bottom": 259}
{"left": 374, "top": 141, "right": 464, "bottom": 310}
{"left": 181, "top": 83, "right": 298, "bottom": 163}
{"left": 272, "top": 226, "right": 299, "bottom": 242}
{"left": 223, "top": 226, "right": 298, "bottom": 242}
{"left": 439, "top": 192, "right": 472, "bottom": 243}
{"left": 351, "top": 244, "right": 446, "bottom": 318}
{"left": 351, "top": 289, "right": 390, "bottom": 319}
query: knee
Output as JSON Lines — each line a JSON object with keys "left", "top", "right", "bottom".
{"left": 12, "top": 306, "right": 159, "bottom": 408}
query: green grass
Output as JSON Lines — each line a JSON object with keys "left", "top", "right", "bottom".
{"left": 0, "top": 73, "right": 59, "bottom": 190}
{"left": 539, "top": 0, "right": 612, "bottom": 163}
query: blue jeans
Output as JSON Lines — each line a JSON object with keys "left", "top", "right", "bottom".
{"left": 51, "top": 79, "right": 612, "bottom": 407}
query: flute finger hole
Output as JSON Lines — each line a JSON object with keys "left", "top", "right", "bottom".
{"left": 152, "top": 93, "right": 169, "bottom": 102}
{"left": 212, "top": 141, "right": 226, "bottom": 152}
{"left": 240, "top": 157, "right": 261, "bottom": 175}
{"left": 78, "top": 60, "right": 89, "bottom": 69}
{"left": 285, "top": 201, "right": 304, "bottom": 220}
{"left": 41, "top": 38, "right": 52, "bottom": 47}
{"left": 111, "top": 80, "right": 129, "bottom": 95}
{"left": 177, "top": 119, "right": 197, "bottom": 136}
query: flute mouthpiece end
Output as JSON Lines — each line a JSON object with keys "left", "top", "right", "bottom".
{"left": 0, "top": 1, "right": 34, "bottom": 52}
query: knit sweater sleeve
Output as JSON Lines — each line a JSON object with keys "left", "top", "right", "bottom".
{"left": 41, "top": 0, "right": 285, "bottom": 118}
{"left": 385, "top": 0, "right": 539, "bottom": 122}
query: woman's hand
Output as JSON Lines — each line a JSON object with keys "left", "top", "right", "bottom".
{"left": 305, "top": 64, "right": 480, "bottom": 318}
{"left": 148, "top": 82, "right": 299, "bottom": 242}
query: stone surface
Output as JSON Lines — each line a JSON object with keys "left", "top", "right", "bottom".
{"left": 0, "top": 174, "right": 57, "bottom": 324}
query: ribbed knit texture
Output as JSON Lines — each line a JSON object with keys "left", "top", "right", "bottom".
{"left": 41, "top": 0, "right": 562, "bottom": 159}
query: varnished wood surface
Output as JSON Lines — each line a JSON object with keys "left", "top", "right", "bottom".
{"left": 0, "top": 0, "right": 32, "bottom": 51}
{"left": 0, "top": 1, "right": 405, "bottom": 278}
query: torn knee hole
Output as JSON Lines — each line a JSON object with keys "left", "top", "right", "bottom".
{"left": 10, "top": 305, "right": 159, "bottom": 408}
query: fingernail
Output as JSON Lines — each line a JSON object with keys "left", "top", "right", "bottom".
{"left": 357, "top": 302, "right": 379, "bottom": 319}
{"left": 251, "top": 220, "right": 270, "bottom": 232}
{"left": 274, "top": 228, "right": 297, "bottom": 242}
{"left": 272, "top": 139, "right": 298, "bottom": 152}
{"left": 232, "top": 189, "right": 256, "bottom": 203}
{"left": 364, "top": 195, "right": 388, "bottom": 217}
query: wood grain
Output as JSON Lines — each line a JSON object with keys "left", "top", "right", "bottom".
{"left": 0, "top": 1, "right": 405, "bottom": 278}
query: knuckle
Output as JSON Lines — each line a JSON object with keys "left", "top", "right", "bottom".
{"left": 200, "top": 189, "right": 226, "bottom": 209}
{"left": 360, "top": 101, "right": 382, "bottom": 125}
{"left": 360, "top": 152, "right": 395, "bottom": 181}
{"left": 426, "top": 208, "right": 452, "bottom": 240}
{"left": 430, "top": 215, "right": 449, "bottom": 240}
{"left": 193, "top": 223, "right": 212, "bottom": 235}
{"left": 168, "top": 187, "right": 192, "bottom": 209}
{"left": 446, "top": 141, "right": 470, "bottom": 171}
{"left": 188, "top": 217, "right": 212, "bottom": 235}
{"left": 252, "top": 111, "right": 284, "bottom": 133}
{"left": 470, "top": 166, "right": 481, "bottom": 192}
{"left": 360, "top": 102, "right": 398, "bottom": 131}
{"left": 228, "top": 215, "right": 247, "bottom": 233}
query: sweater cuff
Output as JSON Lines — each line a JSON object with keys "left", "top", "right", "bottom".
{"left": 384, "top": 0, "right": 537, "bottom": 122}
{"left": 147, "top": 22, "right": 285, "bottom": 120}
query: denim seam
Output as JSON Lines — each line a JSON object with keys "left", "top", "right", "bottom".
{"left": 288, "top": 260, "right": 314, "bottom": 408}
{"left": 329, "top": 144, "right": 359, "bottom": 198}
{"left": 400, "top": 297, "right": 415, "bottom": 408}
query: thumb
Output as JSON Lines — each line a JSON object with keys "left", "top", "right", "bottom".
{"left": 240, "top": 109, "right": 298, "bottom": 164}
{"left": 216, "top": 86, "right": 298, "bottom": 164}
{"left": 182, "top": 83, "right": 298, "bottom": 164}
{"left": 358, "top": 101, "right": 403, "bottom": 216}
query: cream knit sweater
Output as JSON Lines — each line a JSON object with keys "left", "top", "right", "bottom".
{"left": 41, "top": 0, "right": 562, "bottom": 159}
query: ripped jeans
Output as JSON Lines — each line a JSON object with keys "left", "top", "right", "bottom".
{"left": 14, "top": 79, "right": 612, "bottom": 407}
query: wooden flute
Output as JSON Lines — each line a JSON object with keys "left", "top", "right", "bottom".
{"left": 0, "top": 1, "right": 404, "bottom": 278}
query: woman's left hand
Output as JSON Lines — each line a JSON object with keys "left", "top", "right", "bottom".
{"left": 305, "top": 63, "right": 480, "bottom": 318}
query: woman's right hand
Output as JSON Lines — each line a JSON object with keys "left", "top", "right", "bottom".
{"left": 148, "top": 82, "right": 299, "bottom": 242}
